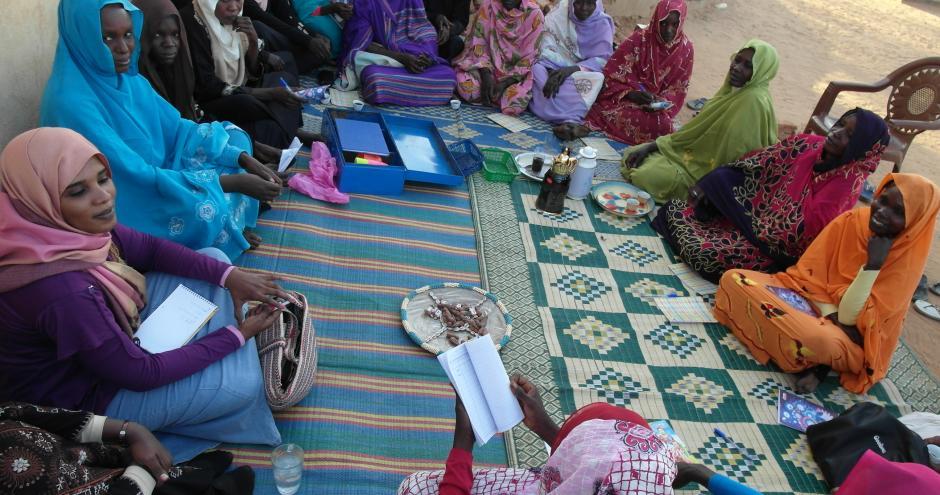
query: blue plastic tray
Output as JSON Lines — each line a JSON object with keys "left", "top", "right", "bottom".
{"left": 323, "top": 109, "right": 405, "bottom": 195}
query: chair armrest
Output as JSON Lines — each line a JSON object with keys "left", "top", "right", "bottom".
{"left": 889, "top": 118, "right": 940, "bottom": 131}
{"left": 826, "top": 79, "right": 893, "bottom": 94}
{"left": 808, "top": 79, "right": 893, "bottom": 120}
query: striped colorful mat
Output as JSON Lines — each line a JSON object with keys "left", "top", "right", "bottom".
{"left": 229, "top": 182, "right": 506, "bottom": 494}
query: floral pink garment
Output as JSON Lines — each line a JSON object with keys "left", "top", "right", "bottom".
{"left": 397, "top": 419, "right": 681, "bottom": 495}
{"left": 453, "top": 0, "right": 545, "bottom": 115}
{"left": 584, "top": 0, "right": 693, "bottom": 144}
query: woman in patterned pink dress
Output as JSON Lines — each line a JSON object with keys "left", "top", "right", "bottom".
{"left": 398, "top": 374, "right": 761, "bottom": 494}
{"left": 453, "top": 0, "right": 545, "bottom": 115}
{"left": 574, "top": 0, "right": 693, "bottom": 144}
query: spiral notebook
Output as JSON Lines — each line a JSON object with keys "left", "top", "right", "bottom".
{"left": 135, "top": 284, "right": 218, "bottom": 354}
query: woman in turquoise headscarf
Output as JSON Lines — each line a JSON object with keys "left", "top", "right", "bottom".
{"left": 622, "top": 39, "right": 779, "bottom": 202}
{"left": 292, "top": 0, "right": 353, "bottom": 60}
{"left": 40, "top": 0, "right": 283, "bottom": 261}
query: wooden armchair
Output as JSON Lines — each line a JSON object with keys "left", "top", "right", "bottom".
{"left": 804, "top": 57, "right": 940, "bottom": 172}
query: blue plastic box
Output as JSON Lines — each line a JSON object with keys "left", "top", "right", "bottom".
{"left": 321, "top": 108, "right": 466, "bottom": 195}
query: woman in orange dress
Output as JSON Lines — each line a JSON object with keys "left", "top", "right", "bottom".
{"left": 713, "top": 173, "right": 940, "bottom": 394}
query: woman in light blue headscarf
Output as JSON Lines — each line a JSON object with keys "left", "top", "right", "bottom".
{"left": 40, "top": 0, "right": 283, "bottom": 261}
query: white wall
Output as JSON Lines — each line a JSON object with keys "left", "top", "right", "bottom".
{"left": 0, "top": 0, "right": 60, "bottom": 147}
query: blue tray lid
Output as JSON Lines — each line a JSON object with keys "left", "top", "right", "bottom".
{"left": 384, "top": 115, "right": 463, "bottom": 187}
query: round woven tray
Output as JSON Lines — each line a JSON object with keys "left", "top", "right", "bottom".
{"left": 400, "top": 283, "right": 512, "bottom": 355}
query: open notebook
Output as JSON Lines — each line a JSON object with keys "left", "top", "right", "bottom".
{"left": 134, "top": 284, "right": 218, "bottom": 354}
{"left": 438, "top": 337, "right": 524, "bottom": 446}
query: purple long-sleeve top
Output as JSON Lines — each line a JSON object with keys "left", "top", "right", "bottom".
{"left": 0, "top": 224, "right": 244, "bottom": 414}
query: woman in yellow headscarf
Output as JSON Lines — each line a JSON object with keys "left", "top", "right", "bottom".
{"left": 714, "top": 173, "right": 940, "bottom": 394}
{"left": 622, "top": 39, "right": 778, "bottom": 202}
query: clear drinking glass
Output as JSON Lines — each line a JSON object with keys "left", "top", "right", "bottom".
{"left": 272, "top": 443, "right": 304, "bottom": 495}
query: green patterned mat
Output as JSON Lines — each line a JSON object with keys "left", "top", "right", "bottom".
{"left": 469, "top": 176, "right": 940, "bottom": 495}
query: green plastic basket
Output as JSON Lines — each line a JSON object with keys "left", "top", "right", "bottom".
{"left": 480, "top": 148, "right": 518, "bottom": 182}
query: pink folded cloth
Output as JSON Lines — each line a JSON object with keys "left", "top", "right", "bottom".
{"left": 838, "top": 449, "right": 940, "bottom": 494}
{"left": 288, "top": 142, "right": 350, "bottom": 204}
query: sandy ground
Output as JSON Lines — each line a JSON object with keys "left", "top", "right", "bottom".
{"left": 612, "top": 0, "right": 940, "bottom": 376}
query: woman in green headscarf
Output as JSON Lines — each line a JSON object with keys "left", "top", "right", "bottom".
{"left": 622, "top": 39, "right": 779, "bottom": 202}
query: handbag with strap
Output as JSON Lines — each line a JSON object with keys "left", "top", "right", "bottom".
{"left": 806, "top": 401, "right": 930, "bottom": 488}
{"left": 255, "top": 291, "right": 318, "bottom": 410}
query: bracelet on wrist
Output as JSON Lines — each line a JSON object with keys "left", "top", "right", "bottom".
{"left": 118, "top": 420, "right": 130, "bottom": 446}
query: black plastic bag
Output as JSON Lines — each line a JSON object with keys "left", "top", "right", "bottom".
{"left": 806, "top": 401, "right": 929, "bottom": 488}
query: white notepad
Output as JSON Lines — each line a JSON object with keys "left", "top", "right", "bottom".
{"left": 134, "top": 284, "right": 218, "bottom": 354}
{"left": 438, "top": 337, "right": 524, "bottom": 446}
{"left": 487, "top": 113, "right": 531, "bottom": 133}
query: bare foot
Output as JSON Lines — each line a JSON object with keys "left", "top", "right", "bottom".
{"left": 552, "top": 123, "right": 590, "bottom": 141}
{"left": 794, "top": 371, "right": 821, "bottom": 394}
{"left": 243, "top": 229, "right": 262, "bottom": 249}
{"left": 568, "top": 124, "right": 590, "bottom": 139}
{"left": 551, "top": 124, "right": 574, "bottom": 141}
{"left": 296, "top": 129, "right": 324, "bottom": 147}
{"left": 253, "top": 141, "right": 281, "bottom": 163}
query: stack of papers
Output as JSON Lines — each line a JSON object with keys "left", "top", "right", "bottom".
{"left": 487, "top": 113, "right": 531, "bottom": 133}
{"left": 438, "top": 337, "right": 524, "bottom": 445}
{"left": 669, "top": 263, "right": 719, "bottom": 296}
{"left": 580, "top": 137, "right": 621, "bottom": 161}
{"left": 654, "top": 296, "right": 717, "bottom": 323}
{"left": 329, "top": 88, "right": 360, "bottom": 108}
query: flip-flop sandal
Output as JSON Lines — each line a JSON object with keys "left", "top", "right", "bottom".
{"left": 859, "top": 180, "right": 875, "bottom": 203}
{"left": 930, "top": 282, "right": 940, "bottom": 297}
{"left": 914, "top": 299, "right": 940, "bottom": 321}
{"left": 686, "top": 97, "right": 707, "bottom": 111}
{"left": 913, "top": 275, "right": 929, "bottom": 301}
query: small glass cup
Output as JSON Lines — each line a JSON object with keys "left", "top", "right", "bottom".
{"left": 272, "top": 443, "right": 304, "bottom": 495}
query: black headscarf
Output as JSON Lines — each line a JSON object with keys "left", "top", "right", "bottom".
{"left": 815, "top": 107, "right": 890, "bottom": 173}
{"left": 133, "top": 0, "right": 198, "bottom": 120}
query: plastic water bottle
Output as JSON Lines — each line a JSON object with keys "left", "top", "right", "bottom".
{"left": 272, "top": 443, "right": 304, "bottom": 495}
{"left": 450, "top": 99, "right": 464, "bottom": 139}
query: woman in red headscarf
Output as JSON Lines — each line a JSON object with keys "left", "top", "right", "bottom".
{"left": 563, "top": 0, "right": 693, "bottom": 144}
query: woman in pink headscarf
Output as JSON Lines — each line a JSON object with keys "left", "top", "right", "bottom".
{"left": 453, "top": 0, "right": 545, "bottom": 115}
{"left": 569, "top": 0, "right": 693, "bottom": 144}
{"left": 0, "top": 127, "right": 287, "bottom": 463}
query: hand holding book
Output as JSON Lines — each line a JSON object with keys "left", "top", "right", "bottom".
{"left": 452, "top": 397, "right": 476, "bottom": 452}
{"left": 510, "top": 374, "right": 559, "bottom": 446}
